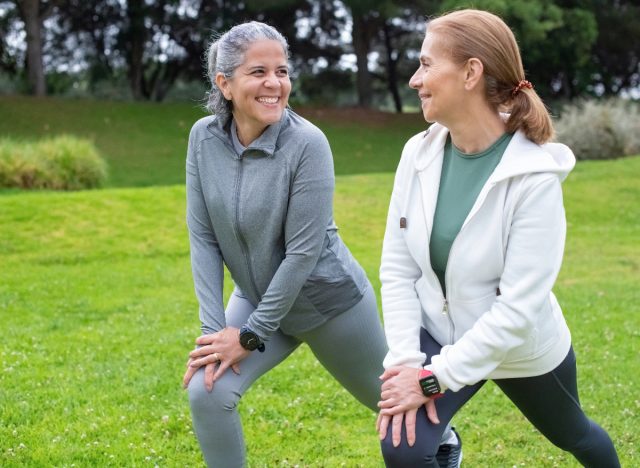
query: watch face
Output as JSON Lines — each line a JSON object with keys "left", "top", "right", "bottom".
{"left": 419, "top": 373, "right": 441, "bottom": 397}
{"left": 240, "top": 330, "right": 260, "bottom": 351}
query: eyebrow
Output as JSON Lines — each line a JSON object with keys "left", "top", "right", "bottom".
{"left": 245, "top": 64, "right": 288, "bottom": 70}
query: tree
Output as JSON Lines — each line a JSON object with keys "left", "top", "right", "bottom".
{"left": 342, "top": 0, "right": 389, "bottom": 107}
{"left": 373, "top": 1, "right": 441, "bottom": 112}
{"left": 13, "top": 0, "right": 60, "bottom": 95}
{"left": 589, "top": 0, "right": 640, "bottom": 95}
{"left": 438, "top": 0, "right": 598, "bottom": 100}
{"left": 0, "top": 2, "right": 20, "bottom": 76}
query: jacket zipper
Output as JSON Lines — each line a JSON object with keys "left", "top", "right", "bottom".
{"left": 439, "top": 181, "right": 498, "bottom": 344}
{"left": 233, "top": 155, "right": 261, "bottom": 302}
{"left": 425, "top": 235, "right": 454, "bottom": 344}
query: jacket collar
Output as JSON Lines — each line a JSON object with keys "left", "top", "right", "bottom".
{"left": 206, "top": 109, "right": 288, "bottom": 158}
{"left": 414, "top": 123, "right": 576, "bottom": 182}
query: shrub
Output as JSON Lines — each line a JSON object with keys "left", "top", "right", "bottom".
{"left": 554, "top": 98, "right": 640, "bottom": 160}
{"left": 0, "top": 135, "right": 108, "bottom": 190}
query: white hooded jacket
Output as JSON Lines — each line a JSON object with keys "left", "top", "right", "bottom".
{"left": 380, "top": 123, "right": 576, "bottom": 392}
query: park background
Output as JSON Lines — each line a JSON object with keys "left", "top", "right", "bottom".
{"left": 0, "top": 0, "right": 638, "bottom": 466}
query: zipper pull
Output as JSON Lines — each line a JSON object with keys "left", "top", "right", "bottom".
{"left": 442, "top": 299, "right": 448, "bottom": 315}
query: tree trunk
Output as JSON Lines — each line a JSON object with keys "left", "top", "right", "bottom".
{"left": 126, "top": 0, "right": 146, "bottom": 100}
{"left": 18, "top": 0, "right": 46, "bottom": 95}
{"left": 382, "top": 21, "right": 402, "bottom": 113}
{"left": 352, "top": 14, "right": 372, "bottom": 107}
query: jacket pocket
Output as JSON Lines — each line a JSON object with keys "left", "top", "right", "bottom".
{"left": 303, "top": 230, "right": 365, "bottom": 315}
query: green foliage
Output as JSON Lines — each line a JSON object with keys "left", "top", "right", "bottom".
{"left": 0, "top": 157, "right": 638, "bottom": 466}
{"left": 294, "top": 69, "right": 355, "bottom": 106}
{"left": 438, "top": 0, "right": 597, "bottom": 98}
{"left": 0, "top": 135, "right": 107, "bottom": 190}
{"left": 555, "top": 98, "right": 640, "bottom": 160}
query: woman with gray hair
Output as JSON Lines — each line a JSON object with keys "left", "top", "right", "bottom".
{"left": 181, "top": 21, "right": 457, "bottom": 467}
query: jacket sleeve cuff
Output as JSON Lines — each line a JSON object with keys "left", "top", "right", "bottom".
{"left": 423, "top": 364, "right": 448, "bottom": 393}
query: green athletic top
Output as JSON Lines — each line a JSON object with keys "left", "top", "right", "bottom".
{"left": 430, "top": 132, "right": 514, "bottom": 295}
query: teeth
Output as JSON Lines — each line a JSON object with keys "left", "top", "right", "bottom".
{"left": 258, "top": 97, "right": 278, "bottom": 104}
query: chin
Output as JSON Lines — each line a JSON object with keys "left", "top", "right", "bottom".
{"left": 262, "top": 110, "right": 285, "bottom": 124}
{"left": 423, "top": 111, "right": 435, "bottom": 124}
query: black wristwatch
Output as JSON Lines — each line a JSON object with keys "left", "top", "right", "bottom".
{"left": 239, "top": 325, "right": 265, "bottom": 352}
{"left": 419, "top": 369, "right": 443, "bottom": 399}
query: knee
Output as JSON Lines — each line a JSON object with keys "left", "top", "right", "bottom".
{"left": 552, "top": 419, "right": 611, "bottom": 454}
{"left": 187, "top": 372, "right": 240, "bottom": 414}
{"left": 381, "top": 437, "right": 436, "bottom": 468}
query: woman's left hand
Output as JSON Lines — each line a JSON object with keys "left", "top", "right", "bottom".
{"left": 377, "top": 366, "right": 440, "bottom": 446}
{"left": 183, "top": 327, "right": 251, "bottom": 391}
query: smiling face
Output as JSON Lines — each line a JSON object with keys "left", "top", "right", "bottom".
{"left": 409, "top": 32, "right": 467, "bottom": 126}
{"left": 216, "top": 39, "right": 291, "bottom": 145}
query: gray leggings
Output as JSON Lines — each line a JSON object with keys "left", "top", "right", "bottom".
{"left": 188, "top": 284, "right": 387, "bottom": 467}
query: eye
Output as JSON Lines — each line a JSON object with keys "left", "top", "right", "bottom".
{"left": 276, "top": 68, "right": 289, "bottom": 77}
{"left": 250, "top": 68, "right": 265, "bottom": 76}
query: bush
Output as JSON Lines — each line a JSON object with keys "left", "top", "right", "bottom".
{"left": 0, "top": 135, "right": 108, "bottom": 190}
{"left": 554, "top": 98, "right": 640, "bottom": 160}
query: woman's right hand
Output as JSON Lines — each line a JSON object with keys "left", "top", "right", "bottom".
{"left": 182, "top": 357, "right": 217, "bottom": 391}
{"left": 182, "top": 328, "right": 249, "bottom": 392}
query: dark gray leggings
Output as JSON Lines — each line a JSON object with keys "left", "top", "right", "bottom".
{"left": 381, "top": 328, "right": 620, "bottom": 467}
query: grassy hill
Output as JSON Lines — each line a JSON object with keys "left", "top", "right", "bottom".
{"left": 1, "top": 150, "right": 638, "bottom": 465}
{"left": 0, "top": 95, "right": 427, "bottom": 187}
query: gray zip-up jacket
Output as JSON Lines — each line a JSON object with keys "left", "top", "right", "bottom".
{"left": 186, "top": 109, "right": 369, "bottom": 341}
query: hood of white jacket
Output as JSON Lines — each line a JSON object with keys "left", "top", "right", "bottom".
{"left": 414, "top": 123, "right": 576, "bottom": 182}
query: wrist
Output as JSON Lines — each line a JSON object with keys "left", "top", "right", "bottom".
{"left": 239, "top": 325, "right": 265, "bottom": 352}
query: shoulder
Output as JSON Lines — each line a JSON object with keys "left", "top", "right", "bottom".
{"left": 498, "top": 131, "right": 576, "bottom": 183}
{"left": 189, "top": 115, "right": 217, "bottom": 142}
{"left": 279, "top": 109, "right": 330, "bottom": 149}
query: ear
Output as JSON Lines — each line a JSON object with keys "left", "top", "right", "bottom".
{"left": 215, "top": 72, "right": 232, "bottom": 100}
{"left": 463, "top": 58, "right": 484, "bottom": 91}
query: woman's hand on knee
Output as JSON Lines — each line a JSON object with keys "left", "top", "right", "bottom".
{"left": 378, "top": 366, "right": 432, "bottom": 414}
{"left": 182, "top": 359, "right": 217, "bottom": 392}
{"left": 191, "top": 327, "right": 250, "bottom": 385}
{"left": 182, "top": 328, "right": 248, "bottom": 391}
{"left": 376, "top": 407, "right": 427, "bottom": 448}
{"left": 377, "top": 400, "right": 440, "bottom": 448}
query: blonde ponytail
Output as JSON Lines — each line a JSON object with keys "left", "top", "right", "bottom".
{"left": 506, "top": 85, "right": 555, "bottom": 144}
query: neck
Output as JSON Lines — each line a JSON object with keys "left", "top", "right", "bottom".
{"left": 446, "top": 104, "right": 506, "bottom": 154}
{"left": 233, "top": 116, "right": 267, "bottom": 147}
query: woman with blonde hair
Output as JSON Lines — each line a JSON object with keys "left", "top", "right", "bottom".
{"left": 376, "top": 9, "right": 620, "bottom": 467}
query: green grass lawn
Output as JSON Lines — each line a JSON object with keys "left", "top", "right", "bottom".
{"left": 1, "top": 154, "right": 638, "bottom": 466}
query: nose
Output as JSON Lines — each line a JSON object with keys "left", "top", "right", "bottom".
{"left": 264, "top": 72, "right": 281, "bottom": 88}
{"left": 409, "top": 68, "right": 422, "bottom": 90}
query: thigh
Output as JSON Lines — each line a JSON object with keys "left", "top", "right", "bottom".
{"left": 494, "top": 347, "right": 591, "bottom": 446}
{"left": 298, "top": 283, "right": 388, "bottom": 411}
{"left": 419, "top": 328, "right": 484, "bottom": 448}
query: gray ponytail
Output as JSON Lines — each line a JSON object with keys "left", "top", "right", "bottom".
{"left": 205, "top": 21, "right": 289, "bottom": 119}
